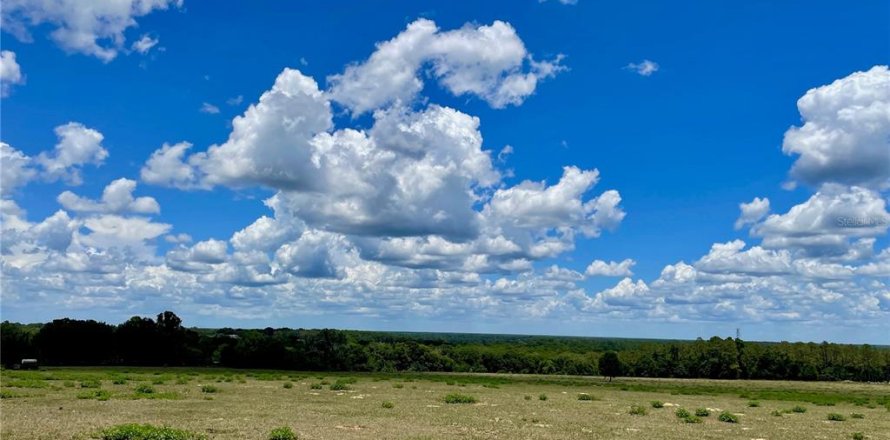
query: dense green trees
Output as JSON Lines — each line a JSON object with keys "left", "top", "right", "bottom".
{"left": 1, "top": 313, "right": 888, "bottom": 382}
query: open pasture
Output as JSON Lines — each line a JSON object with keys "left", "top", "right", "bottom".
{"left": 2, "top": 367, "right": 888, "bottom": 439}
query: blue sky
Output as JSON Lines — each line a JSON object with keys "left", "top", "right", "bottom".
{"left": 1, "top": 1, "right": 889, "bottom": 343}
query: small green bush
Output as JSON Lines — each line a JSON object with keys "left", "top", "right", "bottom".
{"left": 96, "top": 423, "right": 205, "bottom": 440}
{"left": 63, "top": 381, "right": 76, "bottom": 388}
{"left": 675, "top": 408, "right": 691, "bottom": 418}
{"left": 80, "top": 380, "right": 102, "bottom": 389}
{"left": 201, "top": 385, "right": 219, "bottom": 394}
{"left": 538, "top": 393, "right": 548, "bottom": 401}
{"left": 392, "top": 383, "right": 404, "bottom": 389}
{"left": 791, "top": 405, "right": 807, "bottom": 413}
{"left": 650, "top": 400, "right": 664, "bottom": 408}
{"left": 329, "top": 381, "right": 350, "bottom": 391}
{"left": 77, "top": 389, "right": 111, "bottom": 401}
{"left": 577, "top": 393, "right": 594, "bottom": 401}
{"left": 851, "top": 433, "right": 865, "bottom": 440}
{"left": 682, "top": 415, "right": 702, "bottom": 423}
{"left": 748, "top": 400, "right": 760, "bottom": 407}
{"left": 695, "top": 408, "right": 710, "bottom": 417}
{"left": 112, "top": 379, "right": 127, "bottom": 385}
{"left": 0, "top": 390, "right": 21, "bottom": 399}
{"left": 443, "top": 393, "right": 477, "bottom": 404}
{"left": 827, "top": 413, "right": 847, "bottom": 422}
{"left": 718, "top": 411, "right": 739, "bottom": 423}
{"left": 134, "top": 384, "right": 155, "bottom": 394}
{"left": 283, "top": 382, "right": 293, "bottom": 389}
{"left": 850, "top": 413, "right": 864, "bottom": 419}
{"left": 381, "top": 400, "right": 394, "bottom": 409}
{"left": 629, "top": 404, "right": 647, "bottom": 415}
{"left": 524, "top": 395, "right": 531, "bottom": 400}
{"left": 309, "top": 383, "right": 323, "bottom": 390}
{"left": 771, "top": 410, "right": 783, "bottom": 417}
{"left": 267, "top": 426, "right": 297, "bottom": 440}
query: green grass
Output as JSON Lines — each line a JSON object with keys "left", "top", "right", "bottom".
{"left": 80, "top": 380, "right": 102, "bottom": 389}
{"left": 629, "top": 404, "right": 647, "bottom": 415}
{"left": 718, "top": 411, "right": 739, "bottom": 423}
{"left": 0, "top": 390, "right": 23, "bottom": 399}
{"left": 329, "top": 381, "right": 350, "bottom": 391}
{"left": 95, "top": 423, "right": 205, "bottom": 440}
{"left": 748, "top": 400, "right": 760, "bottom": 407}
{"left": 134, "top": 384, "right": 155, "bottom": 394}
{"left": 827, "top": 413, "right": 847, "bottom": 422}
{"left": 77, "top": 389, "right": 111, "bottom": 401}
{"left": 200, "top": 385, "right": 219, "bottom": 393}
{"left": 443, "top": 393, "right": 477, "bottom": 404}
{"left": 267, "top": 426, "right": 297, "bottom": 440}
{"left": 650, "top": 400, "right": 664, "bottom": 408}
{"left": 850, "top": 413, "right": 864, "bottom": 419}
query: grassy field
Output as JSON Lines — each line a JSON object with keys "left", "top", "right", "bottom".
{"left": 1, "top": 367, "right": 888, "bottom": 439}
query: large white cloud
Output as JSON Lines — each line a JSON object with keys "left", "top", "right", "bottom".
{"left": 0, "top": 50, "right": 24, "bottom": 96}
{"left": 1, "top": 0, "right": 182, "bottom": 62}
{"left": 783, "top": 65, "right": 890, "bottom": 189}
{"left": 327, "top": 19, "right": 563, "bottom": 114}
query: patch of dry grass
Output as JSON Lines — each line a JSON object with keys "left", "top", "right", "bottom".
{"left": 0, "top": 367, "right": 887, "bottom": 439}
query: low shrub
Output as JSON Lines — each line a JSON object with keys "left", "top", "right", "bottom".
{"left": 309, "top": 383, "right": 323, "bottom": 390}
{"left": 827, "top": 413, "right": 847, "bottom": 422}
{"left": 444, "top": 393, "right": 477, "bottom": 404}
{"left": 538, "top": 393, "right": 548, "bottom": 401}
{"left": 329, "top": 381, "right": 350, "bottom": 391}
{"left": 791, "top": 405, "right": 807, "bottom": 413}
{"left": 80, "top": 380, "right": 102, "bottom": 389}
{"left": 682, "top": 415, "right": 702, "bottom": 424}
{"left": 392, "top": 383, "right": 404, "bottom": 389}
{"left": 748, "top": 400, "right": 760, "bottom": 407}
{"left": 718, "top": 411, "right": 739, "bottom": 423}
{"left": 112, "top": 379, "right": 127, "bottom": 385}
{"left": 629, "top": 404, "right": 647, "bottom": 416}
{"left": 0, "top": 390, "right": 21, "bottom": 399}
{"left": 267, "top": 426, "right": 297, "bottom": 440}
{"left": 134, "top": 384, "right": 155, "bottom": 394}
{"left": 852, "top": 433, "right": 865, "bottom": 440}
{"left": 850, "top": 413, "right": 864, "bottom": 419}
{"left": 95, "top": 423, "right": 205, "bottom": 440}
{"left": 283, "top": 382, "right": 293, "bottom": 389}
{"left": 577, "top": 393, "right": 594, "bottom": 401}
{"left": 771, "top": 410, "right": 783, "bottom": 417}
{"left": 650, "top": 400, "right": 664, "bottom": 408}
{"left": 524, "top": 395, "right": 531, "bottom": 401}
{"left": 77, "top": 390, "right": 111, "bottom": 401}
{"left": 694, "top": 408, "right": 710, "bottom": 417}
{"left": 201, "top": 385, "right": 219, "bottom": 394}
{"left": 381, "top": 401, "right": 394, "bottom": 409}
{"left": 675, "top": 408, "right": 691, "bottom": 418}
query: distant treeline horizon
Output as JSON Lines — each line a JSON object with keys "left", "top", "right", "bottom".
{"left": 2, "top": 311, "right": 888, "bottom": 382}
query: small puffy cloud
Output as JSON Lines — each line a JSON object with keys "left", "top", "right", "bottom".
{"left": 625, "top": 60, "right": 659, "bottom": 76}
{"left": 735, "top": 197, "right": 770, "bottom": 230}
{"left": 200, "top": 102, "right": 220, "bottom": 114}
{"left": 585, "top": 258, "right": 635, "bottom": 277}
{"left": 36, "top": 122, "right": 108, "bottom": 185}
{"left": 57, "top": 178, "right": 160, "bottom": 214}
{"left": 695, "top": 240, "right": 793, "bottom": 276}
{"left": 1, "top": 0, "right": 182, "bottom": 62}
{"left": 140, "top": 142, "right": 200, "bottom": 189}
{"left": 131, "top": 34, "right": 159, "bottom": 54}
{"left": 327, "top": 19, "right": 563, "bottom": 114}
{"left": 0, "top": 50, "right": 24, "bottom": 96}
{"left": 783, "top": 65, "right": 890, "bottom": 189}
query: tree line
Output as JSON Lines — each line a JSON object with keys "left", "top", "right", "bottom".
{"left": 2, "top": 312, "right": 888, "bottom": 382}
